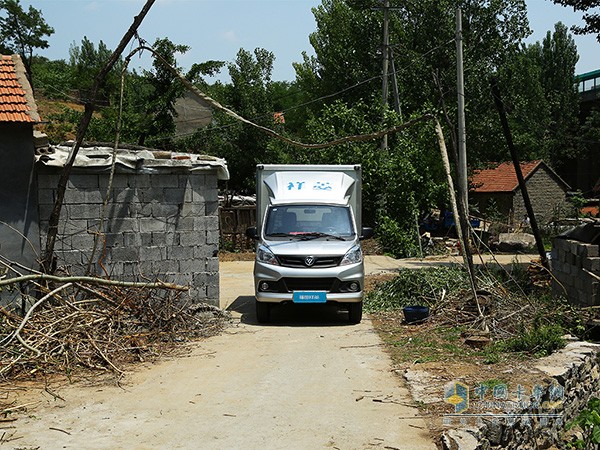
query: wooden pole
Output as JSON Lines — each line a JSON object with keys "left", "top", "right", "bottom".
{"left": 490, "top": 78, "right": 548, "bottom": 268}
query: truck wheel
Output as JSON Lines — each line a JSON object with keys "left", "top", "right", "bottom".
{"left": 348, "top": 302, "right": 363, "bottom": 324}
{"left": 256, "top": 301, "right": 271, "bottom": 323}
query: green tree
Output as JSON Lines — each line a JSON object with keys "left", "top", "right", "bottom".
{"left": 137, "top": 37, "right": 191, "bottom": 147}
{"left": 539, "top": 22, "right": 580, "bottom": 166}
{"left": 198, "top": 48, "right": 286, "bottom": 192}
{"left": 69, "top": 37, "right": 119, "bottom": 104}
{"left": 0, "top": 0, "right": 54, "bottom": 84}
{"left": 552, "top": 0, "right": 600, "bottom": 42}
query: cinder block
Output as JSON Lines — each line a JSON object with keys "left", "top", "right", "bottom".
{"left": 180, "top": 202, "right": 205, "bottom": 218}
{"left": 64, "top": 189, "right": 87, "bottom": 204}
{"left": 140, "top": 233, "right": 153, "bottom": 246}
{"left": 140, "top": 246, "right": 164, "bottom": 261}
{"left": 167, "top": 245, "right": 194, "bottom": 260}
{"left": 68, "top": 174, "right": 99, "bottom": 189}
{"left": 180, "top": 232, "right": 202, "bottom": 247}
{"left": 206, "top": 201, "right": 218, "bottom": 215}
{"left": 67, "top": 204, "right": 102, "bottom": 220}
{"left": 179, "top": 259, "right": 206, "bottom": 273}
{"left": 122, "top": 261, "right": 140, "bottom": 278}
{"left": 108, "top": 218, "right": 139, "bottom": 233}
{"left": 112, "top": 187, "right": 138, "bottom": 204}
{"left": 164, "top": 188, "right": 185, "bottom": 204}
{"left": 152, "top": 203, "right": 180, "bottom": 217}
{"left": 194, "top": 245, "right": 216, "bottom": 259}
{"left": 59, "top": 219, "right": 89, "bottom": 235}
{"left": 123, "top": 232, "right": 142, "bottom": 247}
{"left": 151, "top": 174, "right": 180, "bottom": 188}
{"left": 206, "top": 283, "right": 219, "bottom": 301}
{"left": 139, "top": 218, "right": 166, "bottom": 233}
{"left": 206, "top": 257, "right": 219, "bottom": 272}
{"left": 584, "top": 245, "right": 599, "bottom": 258}
{"left": 108, "top": 203, "right": 132, "bottom": 219}
{"left": 71, "top": 233, "right": 95, "bottom": 250}
{"left": 37, "top": 188, "right": 55, "bottom": 205}
{"left": 206, "top": 230, "right": 219, "bottom": 245}
{"left": 139, "top": 188, "right": 164, "bottom": 203}
{"left": 37, "top": 173, "right": 58, "bottom": 189}
{"left": 584, "top": 257, "right": 600, "bottom": 273}
{"left": 112, "top": 247, "right": 140, "bottom": 262}
{"left": 173, "top": 217, "right": 194, "bottom": 231}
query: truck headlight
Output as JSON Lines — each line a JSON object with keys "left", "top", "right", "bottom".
{"left": 257, "top": 245, "right": 279, "bottom": 266}
{"left": 340, "top": 244, "right": 363, "bottom": 266}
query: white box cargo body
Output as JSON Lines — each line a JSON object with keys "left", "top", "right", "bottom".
{"left": 246, "top": 164, "right": 373, "bottom": 323}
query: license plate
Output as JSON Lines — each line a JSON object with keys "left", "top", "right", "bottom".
{"left": 293, "top": 291, "right": 327, "bottom": 303}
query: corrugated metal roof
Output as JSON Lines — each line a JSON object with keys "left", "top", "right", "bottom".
{"left": 470, "top": 160, "right": 543, "bottom": 193}
{"left": 37, "top": 144, "right": 230, "bottom": 180}
{"left": 0, "top": 54, "right": 40, "bottom": 123}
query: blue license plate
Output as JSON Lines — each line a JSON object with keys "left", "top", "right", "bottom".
{"left": 293, "top": 291, "right": 327, "bottom": 303}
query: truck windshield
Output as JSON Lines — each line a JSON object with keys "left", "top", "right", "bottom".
{"left": 265, "top": 205, "right": 355, "bottom": 239}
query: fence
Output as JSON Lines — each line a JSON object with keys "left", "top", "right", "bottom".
{"left": 219, "top": 206, "right": 256, "bottom": 252}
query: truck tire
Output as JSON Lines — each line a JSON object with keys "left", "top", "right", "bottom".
{"left": 348, "top": 302, "right": 363, "bottom": 324}
{"left": 256, "top": 301, "right": 271, "bottom": 323}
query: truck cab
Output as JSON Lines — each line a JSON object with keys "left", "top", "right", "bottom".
{"left": 246, "top": 164, "right": 373, "bottom": 323}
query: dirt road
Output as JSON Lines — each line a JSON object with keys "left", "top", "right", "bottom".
{"left": 8, "top": 258, "right": 439, "bottom": 449}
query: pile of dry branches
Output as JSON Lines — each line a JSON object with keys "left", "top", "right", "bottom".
{"left": 0, "top": 280, "right": 229, "bottom": 380}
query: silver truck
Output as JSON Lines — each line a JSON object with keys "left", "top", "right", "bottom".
{"left": 245, "top": 164, "right": 373, "bottom": 323}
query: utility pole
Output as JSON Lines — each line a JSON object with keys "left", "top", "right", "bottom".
{"left": 381, "top": 0, "right": 390, "bottom": 150}
{"left": 456, "top": 8, "right": 468, "bottom": 212}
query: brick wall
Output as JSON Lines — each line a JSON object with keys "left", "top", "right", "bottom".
{"left": 552, "top": 237, "right": 600, "bottom": 306}
{"left": 37, "top": 169, "right": 221, "bottom": 305}
{"left": 513, "top": 168, "right": 568, "bottom": 225}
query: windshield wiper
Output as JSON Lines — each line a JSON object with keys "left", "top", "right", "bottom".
{"left": 298, "top": 232, "right": 346, "bottom": 241}
{"left": 266, "top": 232, "right": 295, "bottom": 237}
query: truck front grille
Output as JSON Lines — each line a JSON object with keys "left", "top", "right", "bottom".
{"left": 283, "top": 277, "right": 338, "bottom": 292}
{"left": 278, "top": 255, "right": 342, "bottom": 268}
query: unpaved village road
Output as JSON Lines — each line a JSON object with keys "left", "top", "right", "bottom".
{"left": 10, "top": 254, "right": 534, "bottom": 449}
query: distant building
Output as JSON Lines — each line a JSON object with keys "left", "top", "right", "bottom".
{"left": 470, "top": 160, "right": 570, "bottom": 226}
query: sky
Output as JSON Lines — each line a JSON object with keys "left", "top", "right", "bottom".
{"left": 16, "top": 0, "right": 600, "bottom": 82}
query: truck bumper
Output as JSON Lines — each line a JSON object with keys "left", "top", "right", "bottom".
{"left": 253, "top": 261, "right": 365, "bottom": 304}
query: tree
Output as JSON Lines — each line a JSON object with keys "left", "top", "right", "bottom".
{"left": 137, "top": 38, "right": 191, "bottom": 147}
{"left": 69, "top": 37, "right": 120, "bottom": 104}
{"left": 196, "top": 48, "right": 286, "bottom": 192}
{"left": 552, "top": 0, "right": 600, "bottom": 42}
{"left": 0, "top": 0, "right": 54, "bottom": 84}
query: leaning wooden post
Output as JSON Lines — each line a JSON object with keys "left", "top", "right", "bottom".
{"left": 41, "top": 0, "right": 156, "bottom": 274}
{"left": 434, "top": 119, "right": 484, "bottom": 325}
{"left": 490, "top": 78, "right": 548, "bottom": 269}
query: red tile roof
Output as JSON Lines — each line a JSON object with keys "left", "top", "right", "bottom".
{"left": 0, "top": 54, "right": 39, "bottom": 123}
{"left": 470, "top": 160, "right": 543, "bottom": 193}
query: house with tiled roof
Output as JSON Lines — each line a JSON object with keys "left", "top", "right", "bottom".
{"left": 0, "top": 54, "right": 43, "bottom": 309}
{"left": 470, "top": 160, "right": 571, "bottom": 226}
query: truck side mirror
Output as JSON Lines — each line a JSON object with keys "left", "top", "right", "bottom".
{"left": 246, "top": 226, "right": 258, "bottom": 240}
{"left": 360, "top": 227, "right": 374, "bottom": 240}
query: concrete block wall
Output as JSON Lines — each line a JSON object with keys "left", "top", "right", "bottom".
{"left": 513, "top": 169, "right": 569, "bottom": 225}
{"left": 551, "top": 238, "right": 600, "bottom": 306}
{"left": 37, "top": 169, "right": 221, "bottom": 305}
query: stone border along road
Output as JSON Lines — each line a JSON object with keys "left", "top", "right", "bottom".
{"left": 10, "top": 254, "right": 534, "bottom": 449}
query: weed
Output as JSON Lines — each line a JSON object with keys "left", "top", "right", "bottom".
{"left": 566, "top": 397, "right": 600, "bottom": 448}
{"left": 497, "top": 322, "right": 565, "bottom": 357}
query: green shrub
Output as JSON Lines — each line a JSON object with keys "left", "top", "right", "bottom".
{"left": 498, "top": 322, "right": 565, "bottom": 357}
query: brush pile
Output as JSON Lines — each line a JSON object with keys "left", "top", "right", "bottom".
{"left": 0, "top": 280, "right": 229, "bottom": 380}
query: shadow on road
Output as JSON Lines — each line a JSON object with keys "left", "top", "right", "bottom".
{"left": 226, "top": 296, "right": 355, "bottom": 327}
